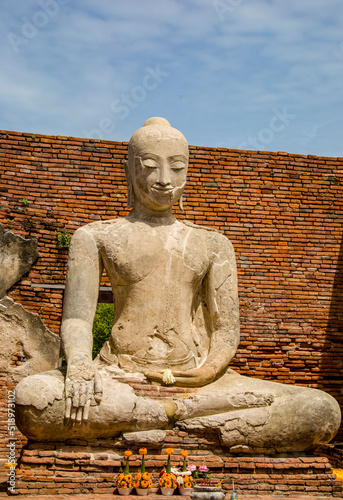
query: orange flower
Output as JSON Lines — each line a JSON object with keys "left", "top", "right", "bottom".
{"left": 165, "top": 447, "right": 174, "bottom": 455}
{"left": 124, "top": 449, "right": 132, "bottom": 458}
{"left": 139, "top": 447, "right": 147, "bottom": 455}
{"left": 181, "top": 450, "right": 188, "bottom": 458}
{"left": 121, "top": 481, "right": 127, "bottom": 489}
{"left": 141, "top": 479, "right": 149, "bottom": 488}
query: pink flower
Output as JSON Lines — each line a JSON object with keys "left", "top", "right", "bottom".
{"left": 187, "top": 464, "right": 197, "bottom": 472}
{"left": 198, "top": 465, "right": 209, "bottom": 473}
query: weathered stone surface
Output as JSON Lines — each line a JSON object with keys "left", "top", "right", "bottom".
{"left": 123, "top": 429, "right": 166, "bottom": 447}
{"left": 0, "top": 223, "right": 39, "bottom": 298}
{"left": 15, "top": 117, "right": 341, "bottom": 451}
{"left": 0, "top": 296, "right": 60, "bottom": 384}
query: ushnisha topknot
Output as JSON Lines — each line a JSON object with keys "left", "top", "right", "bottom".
{"left": 128, "top": 116, "right": 188, "bottom": 157}
{"left": 142, "top": 117, "right": 171, "bottom": 127}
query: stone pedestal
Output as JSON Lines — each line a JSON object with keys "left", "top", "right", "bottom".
{"left": 12, "top": 430, "right": 343, "bottom": 496}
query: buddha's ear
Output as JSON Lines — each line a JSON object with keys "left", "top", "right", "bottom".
{"left": 124, "top": 159, "right": 133, "bottom": 209}
{"left": 178, "top": 195, "right": 184, "bottom": 212}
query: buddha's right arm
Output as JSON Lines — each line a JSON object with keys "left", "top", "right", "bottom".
{"left": 60, "top": 227, "right": 103, "bottom": 420}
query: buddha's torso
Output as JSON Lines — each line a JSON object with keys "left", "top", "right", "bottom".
{"left": 90, "top": 218, "right": 212, "bottom": 371}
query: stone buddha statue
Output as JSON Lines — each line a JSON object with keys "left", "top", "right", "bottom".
{"left": 15, "top": 117, "right": 341, "bottom": 454}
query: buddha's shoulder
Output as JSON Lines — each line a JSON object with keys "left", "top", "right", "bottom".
{"left": 73, "top": 218, "right": 129, "bottom": 239}
{"left": 180, "top": 220, "right": 235, "bottom": 253}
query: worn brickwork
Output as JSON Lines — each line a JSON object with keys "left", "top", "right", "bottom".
{"left": 13, "top": 437, "right": 343, "bottom": 496}
{"left": 0, "top": 130, "right": 342, "bottom": 464}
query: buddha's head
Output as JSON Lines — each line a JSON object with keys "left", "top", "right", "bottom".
{"left": 125, "top": 117, "right": 189, "bottom": 212}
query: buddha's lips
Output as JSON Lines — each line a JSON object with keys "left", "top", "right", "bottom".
{"left": 152, "top": 187, "right": 174, "bottom": 194}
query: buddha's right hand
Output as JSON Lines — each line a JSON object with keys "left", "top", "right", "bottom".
{"left": 65, "top": 361, "right": 103, "bottom": 422}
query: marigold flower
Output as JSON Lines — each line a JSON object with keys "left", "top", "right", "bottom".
{"left": 165, "top": 447, "right": 174, "bottom": 455}
{"left": 141, "top": 479, "right": 148, "bottom": 488}
{"left": 121, "top": 481, "right": 127, "bottom": 488}
{"left": 139, "top": 447, "right": 147, "bottom": 455}
{"left": 124, "top": 449, "right": 132, "bottom": 457}
{"left": 184, "top": 481, "right": 192, "bottom": 488}
{"left": 181, "top": 450, "right": 188, "bottom": 458}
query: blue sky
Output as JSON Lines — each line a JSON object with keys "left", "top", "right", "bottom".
{"left": 1, "top": 0, "right": 342, "bottom": 156}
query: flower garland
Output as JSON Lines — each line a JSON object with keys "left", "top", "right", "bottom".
{"left": 114, "top": 448, "right": 219, "bottom": 492}
{"left": 115, "top": 449, "right": 133, "bottom": 489}
{"left": 116, "top": 472, "right": 133, "bottom": 490}
{"left": 134, "top": 448, "right": 153, "bottom": 489}
{"left": 180, "top": 450, "right": 194, "bottom": 488}
{"left": 159, "top": 447, "right": 178, "bottom": 490}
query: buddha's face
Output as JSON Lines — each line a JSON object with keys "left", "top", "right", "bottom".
{"left": 130, "top": 137, "right": 188, "bottom": 212}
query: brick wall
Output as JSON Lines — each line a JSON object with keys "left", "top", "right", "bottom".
{"left": 15, "top": 440, "right": 342, "bottom": 496}
{"left": 0, "top": 130, "right": 342, "bottom": 444}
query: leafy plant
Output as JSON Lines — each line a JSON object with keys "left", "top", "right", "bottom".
{"left": 57, "top": 228, "right": 71, "bottom": 248}
{"left": 21, "top": 198, "right": 29, "bottom": 206}
{"left": 92, "top": 303, "right": 114, "bottom": 358}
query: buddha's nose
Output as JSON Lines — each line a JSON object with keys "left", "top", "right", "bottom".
{"left": 157, "top": 164, "right": 171, "bottom": 186}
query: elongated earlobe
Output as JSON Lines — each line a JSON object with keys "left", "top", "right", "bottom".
{"left": 124, "top": 160, "right": 133, "bottom": 209}
{"left": 127, "top": 182, "right": 133, "bottom": 209}
{"left": 178, "top": 195, "right": 184, "bottom": 212}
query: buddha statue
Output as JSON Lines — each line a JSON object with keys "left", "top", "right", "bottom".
{"left": 15, "top": 117, "right": 341, "bottom": 453}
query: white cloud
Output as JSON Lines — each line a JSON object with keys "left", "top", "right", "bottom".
{"left": 0, "top": 0, "right": 342, "bottom": 155}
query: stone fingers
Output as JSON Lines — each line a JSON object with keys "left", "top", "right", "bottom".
{"left": 83, "top": 398, "right": 91, "bottom": 421}
{"left": 72, "top": 382, "right": 80, "bottom": 408}
{"left": 65, "top": 377, "right": 73, "bottom": 419}
{"left": 65, "top": 397, "right": 72, "bottom": 419}
{"left": 94, "top": 369, "right": 103, "bottom": 403}
{"left": 79, "top": 380, "right": 90, "bottom": 407}
{"left": 144, "top": 370, "right": 164, "bottom": 383}
{"left": 76, "top": 406, "right": 83, "bottom": 422}
{"left": 64, "top": 378, "right": 93, "bottom": 423}
{"left": 75, "top": 381, "right": 91, "bottom": 422}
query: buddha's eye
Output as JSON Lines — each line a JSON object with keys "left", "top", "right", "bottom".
{"left": 140, "top": 158, "right": 158, "bottom": 169}
{"left": 171, "top": 161, "right": 186, "bottom": 171}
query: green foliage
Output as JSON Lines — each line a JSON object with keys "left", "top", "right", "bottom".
{"left": 21, "top": 198, "right": 29, "bottom": 206}
{"left": 57, "top": 228, "right": 71, "bottom": 248}
{"left": 92, "top": 303, "right": 114, "bottom": 359}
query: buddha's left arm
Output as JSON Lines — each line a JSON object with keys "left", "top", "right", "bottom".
{"left": 199, "top": 235, "right": 240, "bottom": 377}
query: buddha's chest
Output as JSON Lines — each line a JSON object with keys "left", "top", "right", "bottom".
{"left": 99, "top": 224, "right": 210, "bottom": 285}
